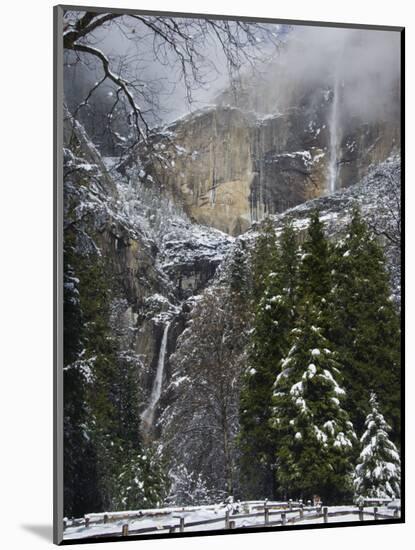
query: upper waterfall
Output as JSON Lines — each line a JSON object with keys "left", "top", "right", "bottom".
{"left": 328, "top": 74, "right": 341, "bottom": 194}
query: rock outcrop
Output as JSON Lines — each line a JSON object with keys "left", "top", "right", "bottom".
{"left": 127, "top": 85, "right": 399, "bottom": 236}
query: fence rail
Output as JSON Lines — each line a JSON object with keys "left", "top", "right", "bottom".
{"left": 64, "top": 501, "right": 400, "bottom": 539}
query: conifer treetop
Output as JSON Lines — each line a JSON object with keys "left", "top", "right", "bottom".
{"left": 353, "top": 392, "right": 401, "bottom": 499}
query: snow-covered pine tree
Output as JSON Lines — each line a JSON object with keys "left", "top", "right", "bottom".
{"left": 270, "top": 303, "right": 356, "bottom": 503}
{"left": 329, "top": 207, "right": 401, "bottom": 441}
{"left": 114, "top": 445, "right": 169, "bottom": 510}
{"left": 354, "top": 393, "right": 401, "bottom": 500}
{"left": 239, "top": 221, "right": 299, "bottom": 499}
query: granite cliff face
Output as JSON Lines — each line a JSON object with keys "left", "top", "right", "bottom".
{"left": 127, "top": 85, "right": 399, "bottom": 236}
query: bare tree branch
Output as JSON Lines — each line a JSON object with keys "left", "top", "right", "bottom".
{"left": 63, "top": 10, "right": 282, "bottom": 151}
{"left": 70, "top": 42, "right": 149, "bottom": 141}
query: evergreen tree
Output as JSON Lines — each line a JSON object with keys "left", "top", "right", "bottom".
{"left": 354, "top": 393, "right": 401, "bottom": 499}
{"left": 250, "top": 217, "right": 279, "bottom": 302}
{"left": 279, "top": 219, "right": 299, "bottom": 307}
{"left": 63, "top": 230, "right": 101, "bottom": 517}
{"left": 298, "top": 210, "right": 331, "bottom": 309}
{"left": 270, "top": 304, "right": 356, "bottom": 503}
{"left": 228, "top": 240, "right": 250, "bottom": 298}
{"left": 114, "top": 445, "right": 169, "bottom": 510}
{"left": 239, "top": 221, "right": 299, "bottom": 499}
{"left": 329, "top": 208, "right": 401, "bottom": 441}
{"left": 75, "top": 250, "right": 128, "bottom": 511}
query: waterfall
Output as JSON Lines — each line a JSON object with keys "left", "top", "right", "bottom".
{"left": 327, "top": 72, "right": 340, "bottom": 194}
{"left": 141, "top": 321, "right": 171, "bottom": 433}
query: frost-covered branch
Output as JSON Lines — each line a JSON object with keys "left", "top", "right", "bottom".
{"left": 63, "top": 10, "right": 282, "bottom": 149}
{"left": 70, "top": 43, "right": 149, "bottom": 142}
{"left": 367, "top": 164, "right": 401, "bottom": 247}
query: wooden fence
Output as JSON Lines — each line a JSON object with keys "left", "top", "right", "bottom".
{"left": 63, "top": 500, "right": 400, "bottom": 539}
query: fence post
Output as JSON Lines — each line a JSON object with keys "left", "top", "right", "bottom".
{"left": 323, "top": 507, "right": 328, "bottom": 524}
{"left": 299, "top": 504, "right": 304, "bottom": 520}
{"left": 289, "top": 499, "right": 293, "bottom": 511}
{"left": 63, "top": 519, "right": 67, "bottom": 531}
{"left": 307, "top": 500, "right": 312, "bottom": 508}
{"left": 229, "top": 520, "right": 236, "bottom": 530}
{"left": 374, "top": 507, "right": 378, "bottom": 521}
{"left": 359, "top": 506, "right": 364, "bottom": 521}
{"left": 84, "top": 516, "right": 90, "bottom": 528}
{"left": 104, "top": 514, "right": 109, "bottom": 524}
{"left": 225, "top": 510, "right": 230, "bottom": 529}
{"left": 281, "top": 512, "right": 287, "bottom": 526}
{"left": 122, "top": 524, "right": 129, "bottom": 536}
{"left": 264, "top": 502, "right": 270, "bottom": 525}
{"left": 179, "top": 516, "right": 185, "bottom": 533}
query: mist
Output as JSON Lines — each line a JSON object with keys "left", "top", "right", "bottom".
{"left": 229, "top": 25, "right": 400, "bottom": 126}
{"left": 64, "top": 14, "right": 400, "bottom": 153}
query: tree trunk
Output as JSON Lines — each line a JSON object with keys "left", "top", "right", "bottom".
{"left": 222, "top": 413, "right": 234, "bottom": 496}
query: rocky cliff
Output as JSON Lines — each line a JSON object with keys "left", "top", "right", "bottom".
{"left": 123, "top": 81, "right": 399, "bottom": 236}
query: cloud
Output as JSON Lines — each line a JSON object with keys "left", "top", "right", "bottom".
{"left": 246, "top": 25, "right": 401, "bottom": 124}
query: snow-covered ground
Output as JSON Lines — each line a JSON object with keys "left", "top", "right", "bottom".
{"left": 63, "top": 503, "right": 399, "bottom": 540}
